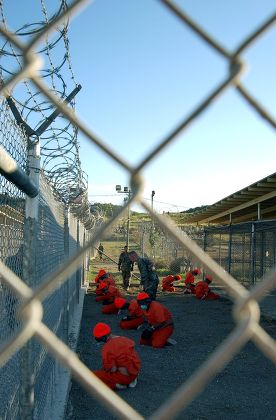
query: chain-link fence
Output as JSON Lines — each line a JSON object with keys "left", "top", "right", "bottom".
{"left": 0, "top": 1, "right": 275, "bottom": 419}
{"left": 134, "top": 220, "right": 203, "bottom": 274}
{"left": 204, "top": 220, "right": 276, "bottom": 288}
{"left": 0, "top": 1, "right": 98, "bottom": 418}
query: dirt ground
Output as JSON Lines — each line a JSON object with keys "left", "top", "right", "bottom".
{"left": 65, "top": 281, "right": 276, "bottom": 420}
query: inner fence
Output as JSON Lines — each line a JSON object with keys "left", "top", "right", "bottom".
{"left": 0, "top": 1, "right": 275, "bottom": 419}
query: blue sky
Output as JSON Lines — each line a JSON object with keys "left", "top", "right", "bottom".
{"left": 2, "top": 0, "right": 276, "bottom": 212}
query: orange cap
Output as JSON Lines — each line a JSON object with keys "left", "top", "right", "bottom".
{"left": 137, "top": 292, "right": 150, "bottom": 301}
{"left": 174, "top": 275, "right": 181, "bottom": 280}
{"left": 114, "top": 297, "right": 127, "bottom": 309}
{"left": 95, "top": 269, "right": 106, "bottom": 282}
{"left": 93, "top": 322, "right": 111, "bottom": 338}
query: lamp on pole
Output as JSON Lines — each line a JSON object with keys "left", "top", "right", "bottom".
{"left": 116, "top": 185, "right": 131, "bottom": 248}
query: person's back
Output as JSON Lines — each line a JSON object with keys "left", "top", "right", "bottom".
{"left": 138, "top": 256, "right": 159, "bottom": 299}
{"left": 195, "top": 280, "right": 208, "bottom": 299}
{"left": 136, "top": 293, "right": 174, "bottom": 348}
{"left": 92, "top": 323, "right": 141, "bottom": 390}
{"left": 162, "top": 274, "right": 181, "bottom": 292}
{"left": 115, "top": 298, "right": 144, "bottom": 330}
{"left": 162, "top": 275, "right": 174, "bottom": 287}
{"left": 118, "top": 248, "right": 132, "bottom": 271}
{"left": 102, "top": 336, "right": 141, "bottom": 376}
{"left": 144, "top": 300, "right": 172, "bottom": 324}
{"left": 129, "top": 251, "right": 159, "bottom": 299}
{"left": 195, "top": 276, "right": 220, "bottom": 300}
{"left": 184, "top": 268, "right": 200, "bottom": 295}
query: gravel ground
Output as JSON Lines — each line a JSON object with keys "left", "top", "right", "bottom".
{"left": 65, "top": 290, "right": 276, "bottom": 420}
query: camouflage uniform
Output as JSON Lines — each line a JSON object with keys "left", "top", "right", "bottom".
{"left": 118, "top": 250, "right": 133, "bottom": 290}
{"left": 98, "top": 243, "right": 104, "bottom": 260}
{"left": 137, "top": 257, "right": 159, "bottom": 300}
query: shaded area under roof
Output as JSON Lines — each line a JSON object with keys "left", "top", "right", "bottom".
{"left": 182, "top": 172, "right": 276, "bottom": 225}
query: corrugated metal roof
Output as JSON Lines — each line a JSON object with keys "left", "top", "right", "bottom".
{"left": 182, "top": 172, "right": 276, "bottom": 225}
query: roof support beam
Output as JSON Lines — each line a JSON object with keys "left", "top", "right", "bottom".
{"left": 200, "top": 189, "right": 276, "bottom": 223}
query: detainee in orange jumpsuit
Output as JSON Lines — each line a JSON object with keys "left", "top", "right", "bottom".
{"left": 183, "top": 268, "right": 201, "bottom": 294}
{"left": 95, "top": 270, "right": 116, "bottom": 295}
{"left": 162, "top": 274, "right": 181, "bottom": 292}
{"left": 95, "top": 282, "right": 122, "bottom": 314}
{"left": 136, "top": 292, "right": 174, "bottom": 348}
{"left": 195, "top": 275, "right": 220, "bottom": 300}
{"left": 92, "top": 322, "right": 141, "bottom": 390}
{"left": 114, "top": 297, "right": 144, "bottom": 330}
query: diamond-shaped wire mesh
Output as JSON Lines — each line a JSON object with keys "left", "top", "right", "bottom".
{"left": 0, "top": 1, "right": 275, "bottom": 419}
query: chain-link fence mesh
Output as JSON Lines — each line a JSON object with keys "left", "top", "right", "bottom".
{"left": 0, "top": 0, "right": 275, "bottom": 419}
{"left": 204, "top": 221, "right": 276, "bottom": 288}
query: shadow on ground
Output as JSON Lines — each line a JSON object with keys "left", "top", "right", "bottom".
{"left": 65, "top": 290, "right": 276, "bottom": 420}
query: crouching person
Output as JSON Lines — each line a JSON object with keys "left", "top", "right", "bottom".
{"left": 195, "top": 275, "right": 220, "bottom": 300}
{"left": 183, "top": 267, "right": 201, "bottom": 294}
{"left": 95, "top": 270, "right": 116, "bottom": 296}
{"left": 162, "top": 274, "right": 181, "bottom": 292}
{"left": 96, "top": 282, "right": 122, "bottom": 314}
{"left": 136, "top": 292, "right": 175, "bottom": 348}
{"left": 114, "top": 297, "right": 144, "bottom": 330}
{"left": 92, "top": 322, "right": 141, "bottom": 390}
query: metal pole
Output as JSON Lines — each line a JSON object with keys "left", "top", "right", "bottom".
{"left": 228, "top": 225, "right": 232, "bottom": 274}
{"left": 251, "top": 222, "right": 256, "bottom": 286}
{"left": 151, "top": 190, "right": 155, "bottom": 212}
{"left": 257, "top": 202, "right": 261, "bottom": 220}
{"left": 63, "top": 206, "right": 69, "bottom": 344}
{"left": 150, "top": 191, "right": 155, "bottom": 258}
{"left": 0, "top": 145, "right": 38, "bottom": 197}
{"left": 126, "top": 191, "right": 130, "bottom": 249}
{"left": 76, "top": 218, "right": 81, "bottom": 303}
{"left": 20, "top": 140, "right": 40, "bottom": 419}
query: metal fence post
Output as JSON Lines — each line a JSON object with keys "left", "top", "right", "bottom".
{"left": 64, "top": 206, "right": 69, "bottom": 343}
{"left": 251, "top": 222, "right": 256, "bottom": 286}
{"left": 76, "top": 218, "right": 80, "bottom": 304}
{"left": 20, "top": 140, "right": 40, "bottom": 420}
{"left": 203, "top": 229, "right": 207, "bottom": 253}
{"left": 141, "top": 225, "right": 145, "bottom": 257}
{"left": 228, "top": 226, "right": 232, "bottom": 274}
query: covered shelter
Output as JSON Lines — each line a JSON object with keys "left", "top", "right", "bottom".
{"left": 182, "top": 172, "right": 276, "bottom": 225}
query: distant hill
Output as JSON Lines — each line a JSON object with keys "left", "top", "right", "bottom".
{"left": 181, "top": 205, "right": 208, "bottom": 214}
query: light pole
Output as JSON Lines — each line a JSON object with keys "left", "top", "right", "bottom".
{"left": 150, "top": 190, "right": 156, "bottom": 259}
{"left": 151, "top": 190, "right": 155, "bottom": 212}
{"left": 151, "top": 190, "right": 155, "bottom": 229}
{"left": 116, "top": 185, "right": 131, "bottom": 248}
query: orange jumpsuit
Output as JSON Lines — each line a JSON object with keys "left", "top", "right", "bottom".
{"left": 140, "top": 301, "right": 174, "bottom": 348}
{"left": 183, "top": 271, "right": 196, "bottom": 295}
{"left": 162, "top": 275, "right": 176, "bottom": 292}
{"left": 96, "top": 285, "right": 122, "bottom": 313}
{"left": 195, "top": 281, "right": 220, "bottom": 300}
{"left": 119, "top": 300, "right": 144, "bottom": 330}
{"left": 93, "top": 336, "right": 141, "bottom": 390}
{"left": 95, "top": 274, "right": 115, "bottom": 295}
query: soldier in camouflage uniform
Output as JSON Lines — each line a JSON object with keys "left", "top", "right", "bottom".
{"left": 128, "top": 251, "right": 159, "bottom": 300}
{"left": 118, "top": 246, "right": 134, "bottom": 290}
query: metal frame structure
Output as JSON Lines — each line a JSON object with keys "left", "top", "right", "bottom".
{"left": 182, "top": 172, "right": 276, "bottom": 225}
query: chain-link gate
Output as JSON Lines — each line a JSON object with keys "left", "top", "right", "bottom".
{"left": 0, "top": 1, "right": 275, "bottom": 419}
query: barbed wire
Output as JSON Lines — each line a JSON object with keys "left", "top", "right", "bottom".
{"left": 0, "top": 0, "right": 95, "bottom": 228}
